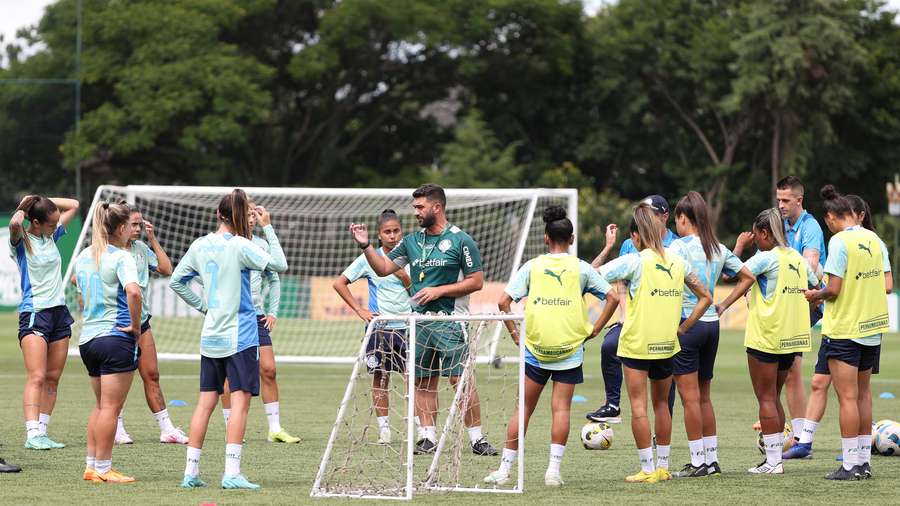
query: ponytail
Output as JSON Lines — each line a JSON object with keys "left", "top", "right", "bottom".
{"left": 846, "top": 194, "right": 876, "bottom": 232}
{"left": 15, "top": 195, "right": 59, "bottom": 255}
{"left": 674, "top": 191, "right": 719, "bottom": 261}
{"left": 91, "top": 201, "right": 130, "bottom": 266}
{"left": 217, "top": 189, "right": 251, "bottom": 239}
{"left": 752, "top": 208, "right": 788, "bottom": 249}
{"left": 630, "top": 203, "right": 665, "bottom": 258}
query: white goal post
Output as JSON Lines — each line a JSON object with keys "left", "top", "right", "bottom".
{"left": 310, "top": 313, "right": 526, "bottom": 500}
{"left": 62, "top": 185, "right": 576, "bottom": 363}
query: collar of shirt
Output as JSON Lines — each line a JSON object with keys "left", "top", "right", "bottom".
{"left": 785, "top": 210, "right": 809, "bottom": 233}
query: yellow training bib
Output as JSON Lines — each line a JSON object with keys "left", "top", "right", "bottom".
{"left": 822, "top": 229, "right": 889, "bottom": 340}
{"left": 744, "top": 247, "right": 812, "bottom": 354}
{"left": 524, "top": 255, "right": 592, "bottom": 362}
{"left": 617, "top": 249, "right": 684, "bottom": 359}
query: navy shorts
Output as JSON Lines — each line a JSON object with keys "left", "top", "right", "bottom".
{"left": 525, "top": 362, "right": 583, "bottom": 385}
{"left": 366, "top": 328, "right": 408, "bottom": 374}
{"left": 819, "top": 336, "right": 880, "bottom": 372}
{"left": 673, "top": 320, "right": 719, "bottom": 380}
{"left": 200, "top": 346, "right": 260, "bottom": 396}
{"left": 746, "top": 348, "right": 794, "bottom": 371}
{"left": 257, "top": 315, "right": 272, "bottom": 347}
{"left": 18, "top": 306, "right": 74, "bottom": 343}
{"left": 814, "top": 336, "right": 881, "bottom": 375}
{"left": 140, "top": 316, "right": 152, "bottom": 335}
{"left": 810, "top": 304, "right": 823, "bottom": 327}
{"left": 620, "top": 356, "right": 673, "bottom": 380}
{"left": 80, "top": 334, "right": 140, "bottom": 377}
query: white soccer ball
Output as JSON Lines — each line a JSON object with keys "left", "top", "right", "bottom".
{"left": 581, "top": 422, "right": 613, "bottom": 450}
{"left": 874, "top": 421, "right": 900, "bottom": 456}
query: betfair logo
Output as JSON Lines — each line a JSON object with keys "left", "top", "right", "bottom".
{"left": 655, "top": 263, "right": 674, "bottom": 280}
{"left": 543, "top": 268, "right": 565, "bottom": 286}
{"left": 788, "top": 262, "right": 801, "bottom": 278}
{"left": 531, "top": 297, "right": 572, "bottom": 306}
{"left": 858, "top": 242, "right": 873, "bottom": 257}
{"left": 855, "top": 269, "right": 881, "bottom": 280}
{"left": 782, "top": 286, "right": 804, "bottom": 295}
{"left": 650, "top": 288, "right": 682, "bottom": 297}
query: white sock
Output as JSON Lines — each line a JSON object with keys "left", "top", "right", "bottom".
{"left": 638, "top": 447, "right": 654, "bottom": 473}
{"left": 791, "top": 418, "right": 804, "bottom": 440}
{"left": 154, "top": 409, "right": 177, "bottom": 434}
{"left": 225, "top": 443, "right": 242, "bottom": 477}
{"left": 415, "top": 416, "right": 424, "bottom": 440}
{"left": 842, "top": 437, "right": 859, "bottom": 470}
{"left": 468, "top": 426, "right": 483, "bottom": 445}
{"left": 424, "top": 426, "right": 437, "bottom": 442}
{"left": 377, "top": 416, "right": 390, "bottom": 432}
{"left": 25, "top": 420, "right": 42, "bottom": 439}
{"left": 688, "top": 439, "right": 704, "bottom": 467}
{"left": 547, "top": 443, "right": 565, "bottom": 475}
{"left": 264, "top": 402, "right": 282, "bottom": 433}
{"left": 763, "top": 433, "right": 782, "bottom": 466}
{"left": 95, "top": 459, "right": 112, "bottom": 475}
{"left": 85, "top": 456, "right": 96, "bottom": 470}
{"left": 39, "top": 413, "right": 51, "bottom": 435}
{"left": 799, "top": 419, "right": 818, "bottom": 445}
{"left": 223, "top": 408, "right": 231, "bottom": 427}
{"left": 185, "top": 446, "right": 202, "bottom": 477}
{"left": 116, "top": 412, "right": 126, "bottom": 434}
{"left": 656, "top": 444, "right": 670, "bottom": 470}
{"left": 498, "top": 448, "right": 517, "bottom": 474}
{"left": 858, "top": 434, "right": 872, "bottom": 466}
{"left": 703, "top": 435, "right": 718, "bottom": 465}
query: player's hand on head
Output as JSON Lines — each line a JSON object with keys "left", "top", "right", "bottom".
{"left": 605, "top": 224, "right": 618, "bottom": 245}
{"left": 349, "top": 223, "right": 369, "bottom": 246}
{"left": 736, "top": 231, "right": 754, "bottom": 249}
{"left": 143, "top": 220, "right": 155, "bottom": 237}
{"left": 256, "top": 206, "right": 271, "bottom": 226}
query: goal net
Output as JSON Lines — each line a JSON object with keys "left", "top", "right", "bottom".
{"left": 62, "top": 185, "right": 575, "bottom": 363}
{"left": 311, "top": 314, "right": 525, "bottom": 500}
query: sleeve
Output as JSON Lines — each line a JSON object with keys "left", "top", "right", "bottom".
{"left": 168, "top": 247, "right": 205, "bottom": 313}
{"left": 341, "top": 255, "right": 369, "bottom": 283}
{"left": 145, "top": 243, "right": 159, "bottom": 272}
{"left": 881, "top": 240, "right": 891, "bottom": 272}
{"left": 459, "top": 234, "right": 483, "bottom": 275}
{"left": 387, "top": 237, "right": 409, "bottom": 267}
{"left": 265, "top": 271, "right": 281, "bottom": 317}
{"left": 115, "top": 252, "right": 139, "bottom": 286}
{"left": 618, "top": 239, "right": 636, "bottom": 257}
{"left": 261, "top": 224, "right": 288, "bottom": 272}
{"left": 240, "top": 237, "right": 274, "bottom": 272}
{"left": 504, "top": 261, "right": 531, "bottom": 302}
{"left": 744, "top": 251, "right": 773, "bottom": 277}
{"left": 600, "top": 254, "right": 638, "bottom": 283}
{"left": 581, "top": 260, "right": 611, "bottom": 300}
{"left": 823, "top": 237, "right": 848, "bottom": 278}
{"left": 52, "top": 225, "right": 66, "bottom": 242}
{"left": 720, "top": 246, "right": 743, "bottom": 278}
{"left": 800, "top": 220, "right": 824, "bottom": 256}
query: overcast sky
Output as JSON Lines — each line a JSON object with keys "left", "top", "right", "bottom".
{"left": 2, "top": 0, "right": 898, "bottom": 49}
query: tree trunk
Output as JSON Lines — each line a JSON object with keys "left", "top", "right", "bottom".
{"left": 771, "top": 112, "right": 781, "bottom": 206}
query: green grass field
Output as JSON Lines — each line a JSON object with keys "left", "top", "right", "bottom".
{"left": 1, "top": 312, "right": 899, "bottom": 505}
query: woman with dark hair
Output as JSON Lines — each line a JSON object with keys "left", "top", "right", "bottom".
{"left": 9, "top": 194, "right": 79, "bottom": 450}
{"left": 169, "top": 189, "right": 287, "bottom": 490}
{"left": 600, "top": 204, "right": 711, "bottom": 484}
{"left": 334, "top": 209, "right": 413, "bottom": 445}
{"left": 669, "top": 192, "right": 755, "bottom": 477}
{"left": 74, "top": 201, "right": 142, "bottom": 482}
{"left": 486, "top": 206, "right": 618, "bottom": 487}
{"left": 804, "top": 186, "right": 890, "bottom": 480}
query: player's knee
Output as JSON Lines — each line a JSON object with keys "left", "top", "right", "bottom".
{"left": 26, "top": 370, "right": 47, "bottom": 386}
{"left": 261, "top": 363, "right": 277, "bottom": 381}
{"left": 810, "top": 375, "right": 829, "bottom": 392}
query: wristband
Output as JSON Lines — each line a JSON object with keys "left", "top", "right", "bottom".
{"left": 359, "top": 242, "right": 370, "bottom": 250}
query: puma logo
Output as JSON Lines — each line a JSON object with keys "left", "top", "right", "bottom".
{"left": 788, "top": 263, "right": 801, "bottom": 278}
{"left": 655, "top": 263, "right": 673, "bottom": 280}
{"left": 544, "top": 269, "right": 565, "bottom": 286}
{"left": 858, "top": 242, "right": 873, "bottom": 257}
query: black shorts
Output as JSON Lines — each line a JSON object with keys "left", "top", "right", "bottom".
{"left": 80, "top": 335, "right": 140, "bottom": 377}
{"left": 620, "top": 356, "right": 673, "bottom": 380}
{"left": 814, "top": 336, "right": 881, "bottom": 375}
{"left": 525, "top": 362, "right": 583, "bottom": 385}
{"left": 140, "top": 316, "right": 152, "bottom": 335}
{"left": 366, "top": 328, "right": 407, "bottom": 374}
{"left": 819, "top": 336, "right": 880, "bottom": 372}
{"left": 200, "top": 346, "right": 260, "bottom": 396}
{"left": 257, "top": 315, "right": 272, "bottom": 347}
{"left": 746, "top": 348, "right": 794, "bottom": 371}
{"left": 810, "top": 304, "right": 824, "bottom": 327}
{"left": 673, "top": 320, "right": 719, "bottom": 380}
{"left": 18, "top": 306, "right": 74, "bottom": 343}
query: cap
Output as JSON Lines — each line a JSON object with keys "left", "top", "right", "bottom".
{"left": 641, "top": 195, "right": 670, "bottom": 214}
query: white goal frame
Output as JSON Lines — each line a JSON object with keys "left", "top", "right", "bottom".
{"left": 310, "top": 313, "right": 526, "bottom": 500}
{"left": 63, "top": 185, "right": 574, "bottom": 364}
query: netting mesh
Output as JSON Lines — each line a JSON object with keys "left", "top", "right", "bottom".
{"left": 63, "top": 186, "right": 573, "bottom": 359}
{"left": 312, "top": 315, "right": 523, "bottom": 499}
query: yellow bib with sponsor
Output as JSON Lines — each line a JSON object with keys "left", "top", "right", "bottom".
{"left": 525, "top": 255, "right": 592, "bottom": 363}
{"left": 744, "top": 247, "right": 812, "bottom": 354}
{"left": 617, "top": 249, "right": 684, "bottom": 359}
{"left": 822, "top": 229, "right": 889, "bottom": 340}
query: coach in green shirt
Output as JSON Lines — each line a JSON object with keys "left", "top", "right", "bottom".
{"left": 349, "top": 183, "right": 498, "bottom": 456}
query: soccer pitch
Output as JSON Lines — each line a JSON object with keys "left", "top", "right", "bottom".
{"left": 1, "top": 312, "right": 898, "bottom": 505}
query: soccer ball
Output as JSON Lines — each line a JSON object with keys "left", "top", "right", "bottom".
{"left": 581, "top": 422, "right": 613, "bottom": 450}
{"left": 756, "top": 423, "right": 793, "bottom": 454}
{"left": 874, "top": 421, "right": 900, "bottom": 456}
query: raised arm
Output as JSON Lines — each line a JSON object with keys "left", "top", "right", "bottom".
{"left": 732, "top": 231, "right": 755, "bottom": 259}
{"left": 8, "top": 210, "right": 25, "bottom": 245}
{"left": 591, "top": 224, "right": 619, "bottom": 269}
{"left": 143, "top": 220, "right": 173, "bottom": 276}
{"left": 255, "top": 206, "right": 288, "bottom": 273}
{"left": 348, "top": 223, "right": 400, "bottom": 276}
{"left": 49, "top": 197, "right": 80, "bottom": 227}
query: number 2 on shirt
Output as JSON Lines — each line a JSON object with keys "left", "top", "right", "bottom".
{"left": 205, "top": 260, "right": 221, "bottom": 309}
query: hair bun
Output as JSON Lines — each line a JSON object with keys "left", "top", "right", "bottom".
{"left": 542, "top": 205, "right": 567, "bottom": 224}
{"left": 381, "top": 208, "right": 396, "bottom": 215}
{"left": 820, "top": 184, "right": 839, "bottom": 200}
